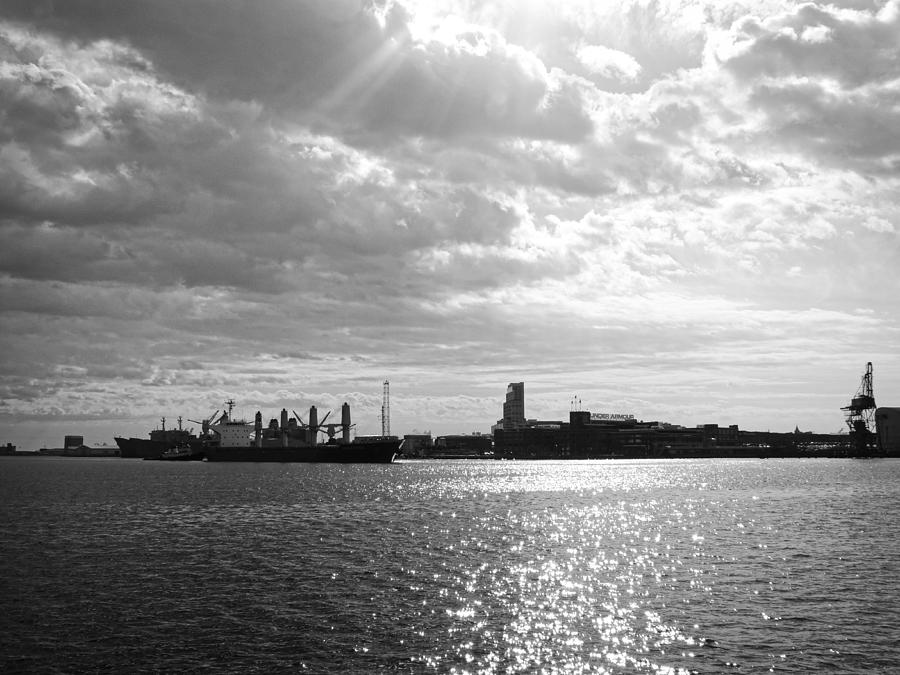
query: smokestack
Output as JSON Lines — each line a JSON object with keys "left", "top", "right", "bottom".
{"left": 255, "top": 411, "right": 262, "bottom": 447}
{"left": 280, "top": 408, "right": 289, "bottom": 447}
{"left": 342, "top": 402, "right": 351, "bottom": 444}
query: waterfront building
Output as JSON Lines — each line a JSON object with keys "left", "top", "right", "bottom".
{"left": 491, "top": 383, "right": 854, "bottom": 458}
{"left": 432, "top": 434, "right": 492, "bottom": 457}
{"left": 502, "top": 382, "right": 526, "bottom": 431}
{"left": 64, "top": 435, "right": 84, "bottom": 450}
{"left": 402, "top": 434, "right": 433, "bottom": 457}
{"left": 875, "top": 407, "right": 900, "bottom": 455}
{"left": 494, "top": 409, "right": 856, "bottom": 459}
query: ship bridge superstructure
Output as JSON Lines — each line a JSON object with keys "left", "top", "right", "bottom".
{"left": 207, "top": 399, "right": 254, "bottom": 447}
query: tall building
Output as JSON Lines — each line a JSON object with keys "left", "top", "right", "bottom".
{"left": 503, "top": 382, "right": 525, "bottom": 431}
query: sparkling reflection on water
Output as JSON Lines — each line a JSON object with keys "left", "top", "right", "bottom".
{"left": 1, "top": 457, "right": 898, "bottom": 673}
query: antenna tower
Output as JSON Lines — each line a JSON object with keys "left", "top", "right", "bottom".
{"left": 381, "top": 380, "right": 391, "bottom": 437}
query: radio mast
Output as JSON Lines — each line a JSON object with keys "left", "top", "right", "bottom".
{"left": 381, "top": 380, "right": 391, "bottom": 437}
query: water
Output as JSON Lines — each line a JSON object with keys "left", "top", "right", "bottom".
{"left": 1, "top": 457, "right": 898, "bottom": 673}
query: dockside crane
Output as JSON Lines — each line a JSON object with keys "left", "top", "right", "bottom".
{"left": 841, "top": 361, "right": 878, "bottom": 456}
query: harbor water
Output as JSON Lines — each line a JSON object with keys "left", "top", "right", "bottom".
{"left": 1, "top": 457, "right": 898, "bottom": 673}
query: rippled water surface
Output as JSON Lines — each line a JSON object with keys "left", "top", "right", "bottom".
{"left": 1, "top": 457, "right": 898, "bottom": 673}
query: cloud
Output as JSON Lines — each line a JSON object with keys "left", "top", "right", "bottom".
{"left": 319, "top": 23, "right": 594, "bottom": 142}
{"left": 0, "top": 0, "right": 373, "bottom": 103}
{"left": 704, "top": 1, "right": 900, "bottom": 173}
{"left": 1, "top": 2, "right": 899, "bottom": 446}
{"left": 0, "top": 23, "right": 219, "bottom": 228}
{"left": 1, "top": 1, "right": 594, "bottom": 143}
{"left": 576, "top": 44, "right": 642, "bottom": 81}
{"left": 715, "top": 2, "right": 900, "bottom": 88}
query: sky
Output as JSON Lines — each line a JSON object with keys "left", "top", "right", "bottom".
{"left": 1, "top": 0, "right": 898, "bottom": 448}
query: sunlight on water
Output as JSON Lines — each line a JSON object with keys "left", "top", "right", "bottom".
{"left": 407, "top": 497, "right": 711, "bottom": 673}
{"left": 2, "top": 458, "right": 899, "bottom": 673}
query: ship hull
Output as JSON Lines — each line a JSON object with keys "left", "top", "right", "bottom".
{"left": 115, "top": 437, "right": 172, "bottom": 459}
{"left": 202, "top": 440, "right": 400, "bottom": 463}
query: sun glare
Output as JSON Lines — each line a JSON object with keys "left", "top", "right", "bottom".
{"left": 400, "top": 0, "right": 575, "bottom": 46}
{"left": 404, "top": 5, "right": 472, "bottom": 46}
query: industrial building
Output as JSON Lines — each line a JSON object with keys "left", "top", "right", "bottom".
{"left": 400, "top": 433, "right": 491, "bottom": 458}
{"left": 400, "top": 434, "right": 434, "bottom": 457}
{"left": 37, "top": 435, "right": 118, "bottom": 457}
{"left": 433, "top": 433, "right": 492, "bottom": 457}
{"left": 875, "top": 408, "right": 900, "bottom": 455}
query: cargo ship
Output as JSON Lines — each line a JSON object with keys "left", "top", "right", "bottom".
{"left": 195, "top": 400, "right": 402, "bottom": 463}
{"left": 115, "top": 417, "right": 196, "bottom": 459}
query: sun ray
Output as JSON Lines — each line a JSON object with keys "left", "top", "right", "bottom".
{"left": 314, "top": 32, "right": 407, "bottom": 119}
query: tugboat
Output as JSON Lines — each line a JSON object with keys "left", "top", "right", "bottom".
{"left": 144, "top": 445, "right": 204, "bottom": 461}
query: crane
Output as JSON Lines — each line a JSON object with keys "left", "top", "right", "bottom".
{"left": 292, "top": 408, "right": 333, "bottom": 437}
{"left": 841, "top": 362, "right": 877, "bottom": 456}
{"left": 188, "top": 410, "right": 221, "bottom": 435}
